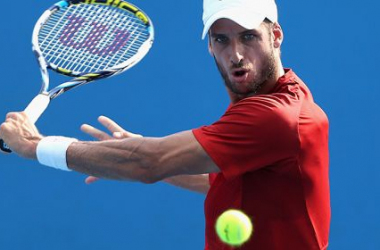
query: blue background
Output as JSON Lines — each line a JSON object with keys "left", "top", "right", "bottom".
{"left": 0, "top": 0, "right": 379, "bottom": 249}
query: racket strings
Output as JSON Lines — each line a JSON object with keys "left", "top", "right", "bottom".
{"left": 41, "top": 5, "right": 96, "bottom": 68}
{"left": 51, "top": 5, "right": 96, "bottom": 70}
{"left": 45, "top": 4, "right": 148, "bottom": 68}
{"left": 41, "top": 5, "right": 89, "bottom": 69}
{"left": 52, "top": 4, "right": 148, "bottom": 71}
{"left": 78, "top": 6, "right": 142, "bottom": 72}
{"left": 62, "top": 4, "right": 122, "bottom": 71}
{"left": 59, "top": 4, "right": 116, "bottom": 72}
{"left": 38, "top": 3, "right": 149, "bottom": 74}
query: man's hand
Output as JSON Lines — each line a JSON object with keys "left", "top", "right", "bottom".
{"left": 80, "top": 115, "right": 142, "bottom": 184}
{"left": 0, "top": 112, "right": 42, "bottom": 159}
{"left": 81, "top": 115, "right": 142, "bottom": 141}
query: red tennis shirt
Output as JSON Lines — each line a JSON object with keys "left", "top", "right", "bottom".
{"left": 192, "top": 69, "right": 330, "bottom": 250}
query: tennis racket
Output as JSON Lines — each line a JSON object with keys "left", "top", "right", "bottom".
{"left": 0, "top": 0, "right": 154, "bottom": 153}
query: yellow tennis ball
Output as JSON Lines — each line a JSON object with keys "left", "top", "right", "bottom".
{"left": 215, "top": 209, "right": 253, "bottom": 246}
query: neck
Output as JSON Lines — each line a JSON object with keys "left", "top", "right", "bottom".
{"left": 256, "top": 62, "right": 285, "bottom": 95}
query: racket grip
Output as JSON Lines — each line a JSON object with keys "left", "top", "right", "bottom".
{"left": 0, "top": 94, "right": 50, "bottom": 154}
{"left": 0, "top": 139, "right": 12, "bottom": 153}
{"left": 24, "top": 94, "right": 50, "bottom": 124}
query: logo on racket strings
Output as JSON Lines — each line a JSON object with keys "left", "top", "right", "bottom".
{"left": 60, "top": 15, "right": 131, "bottom": 57}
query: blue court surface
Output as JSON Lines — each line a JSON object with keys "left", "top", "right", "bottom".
{"left": 0, "top": 0, "right": 379, "bottom": 249}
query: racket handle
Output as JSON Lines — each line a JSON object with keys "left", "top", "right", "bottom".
{"left": 24, "top": 94, "right": 50, "bottom": 124}
{"left": 0, "top": 94, "right": 50, "bottom": 154}
{"left": 0, "top": 139, "right": 12, "bottom": 153}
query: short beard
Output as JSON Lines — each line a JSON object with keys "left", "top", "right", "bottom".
{"left": 214, "top": 48, "right": 276, "bottom": 97}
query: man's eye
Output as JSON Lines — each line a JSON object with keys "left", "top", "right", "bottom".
{"left": 214, "top": 36, "right": 228, "bottom": 44}
{"left": 242, "top": 34, "right": 256, "bottom": 41}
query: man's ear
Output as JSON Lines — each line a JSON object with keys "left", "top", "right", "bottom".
{"left": 272, "top": 23, "right": 284, "bottom": 49}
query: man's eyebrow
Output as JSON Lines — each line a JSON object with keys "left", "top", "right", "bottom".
{"left": 239, "top": 29, "right": 261, "bottom": 36}
{"left": 210, "top": 32, "right": 226, "bottom": 38}
{"left": 210, "top": 29, "right": 261, "bottom": 38}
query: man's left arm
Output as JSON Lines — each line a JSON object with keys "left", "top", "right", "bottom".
{"left": 80, "top": 116, "right": 211, "bottom": 193}
{"left": 67, "top": 130, "right": 217, "bottom": 183}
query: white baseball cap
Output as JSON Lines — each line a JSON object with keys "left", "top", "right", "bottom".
{"left": 202, "top": 0, "right": 278, "bottom": 39}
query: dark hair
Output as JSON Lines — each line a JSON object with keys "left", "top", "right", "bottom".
{"left": 264, "top": 18, "right": 272, "bottom": 24}
{"left": 263, "top": 18, "right": 274, "bottom": 28}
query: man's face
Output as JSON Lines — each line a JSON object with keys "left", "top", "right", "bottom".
{"left": 208, "top": 19, "right": 277, "bottom": 100}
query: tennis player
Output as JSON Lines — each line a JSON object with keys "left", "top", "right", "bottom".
{"left": 0, "top": 0, "right": 330, "bottom": 249}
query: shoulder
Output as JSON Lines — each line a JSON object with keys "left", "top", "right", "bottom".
{"left": 226, "top": 92, "right": 302, "bottom": 128}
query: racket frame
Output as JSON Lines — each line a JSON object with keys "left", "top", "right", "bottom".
{"left": 0, "top": 0, "right": 154, "bottom": 153}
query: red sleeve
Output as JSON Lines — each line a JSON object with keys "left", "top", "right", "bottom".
{"left": 193, "top": 95, "right": 300, "bottom": 180}
{"left": 208, "top": 173, "right": 217, "bottom": 185}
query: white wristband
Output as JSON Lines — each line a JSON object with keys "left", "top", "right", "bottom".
{"left": 36, "top": 136, "right": 78, "bottom": 171}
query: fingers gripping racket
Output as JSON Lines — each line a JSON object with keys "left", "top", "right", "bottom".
{"left": 0, "top": 0, "right": 154, "bottom": 153}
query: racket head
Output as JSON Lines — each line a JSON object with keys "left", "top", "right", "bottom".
{"left": 33, "top": 0, "right": 154, "bottom": 85}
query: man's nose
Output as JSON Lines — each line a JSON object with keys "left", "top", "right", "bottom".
{"left": 230, "top": 41, "right": 244, "bottom": 65}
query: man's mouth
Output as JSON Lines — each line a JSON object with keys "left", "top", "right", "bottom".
{"left": 234, "top": 70, "right": 246, "bottom": 77}
{"left": 231, "top": 69, "right": 249, "bottom": 82}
